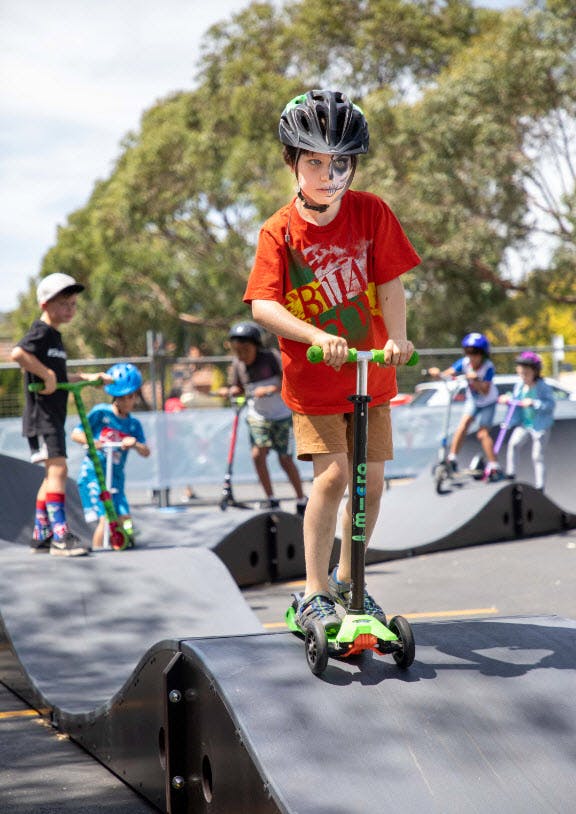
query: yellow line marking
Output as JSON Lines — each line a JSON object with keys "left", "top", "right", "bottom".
{"left": 404, "top": 607, "right": 499, "bottom": 620}
{"left": 0, "top": 709, "right": 40, "bottom": 720}
{"left": 262, "top": 607, "right": 499, "bottom": 629}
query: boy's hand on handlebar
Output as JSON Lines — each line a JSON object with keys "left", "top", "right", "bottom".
{"left": 311, "top": 332, "right": 349, "bottom": 370}
{"left": 88, "top": 372, "right": 112, "bottom": 385}
{"left": 383, "top": 338, "right": 414, "bottom": 367}
{"left": 38, "top": 369, "right": 57, "bottom": 395}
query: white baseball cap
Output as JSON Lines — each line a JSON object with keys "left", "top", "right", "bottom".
{"left": 37, "top": 273, "right": 85, "bottom": 306}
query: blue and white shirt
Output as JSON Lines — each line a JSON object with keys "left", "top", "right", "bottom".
{"left": 452, "top": 356, "right": 498, "bottom": 407}
{"left": 75, "top": 403, "right": 146, "bottom": 492}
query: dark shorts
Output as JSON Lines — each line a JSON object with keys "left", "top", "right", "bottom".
{"left": 28, "top": 429, "right": 67, "bottom": 463}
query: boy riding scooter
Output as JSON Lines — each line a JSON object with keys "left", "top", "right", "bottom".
{"left": 427, "top": 332, "right": 503, "bottom": 482}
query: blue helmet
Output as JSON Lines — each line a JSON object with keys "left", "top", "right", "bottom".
{"left": 105, "top": 363, "right": 143, "bottom": 397}
{"left": 461, "top": 332, "right": 490, "bottom": 355}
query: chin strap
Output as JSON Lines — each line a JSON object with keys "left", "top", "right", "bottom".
{"left": 297, "top": 190, "right": 329, "bottom": 213}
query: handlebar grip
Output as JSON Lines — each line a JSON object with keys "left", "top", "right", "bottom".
{"left": 306, "top": 345, "right": 419, "bottom": 366}
{"left": 28, "top": 379, "right": 104, "bottom": 393}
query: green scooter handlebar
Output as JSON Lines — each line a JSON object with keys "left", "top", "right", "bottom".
{"left": 28, "top": 379, "right": 104, "bottom": 393}
{"left": 306, "top": 345, "right": 419, "bottom": 366}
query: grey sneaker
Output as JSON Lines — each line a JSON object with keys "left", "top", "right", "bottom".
{"left": 296, "top": 592, "right": 341, "bottom": 635}
{"left": 328, "top": 567, "right": 387, "bottom": 626}
{"left": 50, "top": 532, "right": 90, "bottom": 558}
{"left": 30, "top": 536, "right": 52, "bottom": 554}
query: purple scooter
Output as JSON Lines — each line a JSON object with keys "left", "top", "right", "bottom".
{"left": 483, "top": 399, "right": 519, "bottom": 481}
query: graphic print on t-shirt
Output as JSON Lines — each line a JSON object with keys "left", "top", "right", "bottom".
{"left": 285, "top": 239, "right": 380, "bottom": 343}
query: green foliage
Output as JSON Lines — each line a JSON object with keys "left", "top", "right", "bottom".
{"left": 10, "top": 0, "right": 576, "bottom": 358}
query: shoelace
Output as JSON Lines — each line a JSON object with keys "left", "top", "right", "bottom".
{"left": 363, "top": 592, "right": 384, "bottom": 615}
{"left": 307, "top": 596, "right": 336, "bottom": 619}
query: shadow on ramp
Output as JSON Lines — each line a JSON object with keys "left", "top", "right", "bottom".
{"left": 126, "top": 617, "right": 576, "bottom": 813}
{"left": 1, "top": 537, "right": 575, "bottom": 812}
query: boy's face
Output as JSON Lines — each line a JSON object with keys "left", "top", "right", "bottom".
{"left": 464, "top": 348, "right": 483, "bottom": 370}
{"left": 42, "top": 293, "right": 78, "bottom": 326}
{"left": 296, "top": 151, "right": 353, "bottom": 208}
{"left": 115, "top": 391, "right": 138, "bottom": 417}
{"left": 231, "top": 338, "right": 258, "bottom": 364}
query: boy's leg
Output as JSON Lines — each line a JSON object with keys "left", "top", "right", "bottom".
{"left": 449, "top": 414, "right": 473, "bottom": 456}
{"left": 302, "top": 452, "right": 348, "bottom": 595}
{"left": 477, "top": 426, "right": 497, "bottom": 463}
{"left": 251, "top": 445, "right": 274, "bottom": 497}
{"left": 247, "top": 418, "right": 275, "bottom": 499}
{"left": 32, "top": 479, "right": 52, "bottom": 548}
{"left": 92, "top": 516, "right": 106, "bottom": 549}
{"left": 291, "top": 412, "right": 348, "bottom": 631}
{"left": 272, "top": 419, "right": 306, "bottom": 501}
{"left": 476, "top": 403, "right": 499, "bottom": 467}
{"left": 278, "top": 453, "right": 306, "bottom": 499}
{"left": 328, "top": 404, "right": 390, "bottom": 624}
{"left": 43, "top": 456, "right": 69, "bottom": 540}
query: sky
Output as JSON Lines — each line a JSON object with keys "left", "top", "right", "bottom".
{"left": 1, "top": 0, "right": 521, "bottom": 313}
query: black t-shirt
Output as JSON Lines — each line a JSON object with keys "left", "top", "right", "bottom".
{"left": 17, "top": 320, "right": 69, "bottom": 436}
{"left": 230, "top": 347, "right": 282, "bottom": 389}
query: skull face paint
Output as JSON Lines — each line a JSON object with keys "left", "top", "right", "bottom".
{"left": 296, "top": 152, "right": 354, "bottom": 209}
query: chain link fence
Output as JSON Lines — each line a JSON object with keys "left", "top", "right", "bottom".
{"left": 1, "top": 344, "right": 574, "bottom": 420}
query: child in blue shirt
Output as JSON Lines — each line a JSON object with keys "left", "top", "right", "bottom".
{"left": 428, "top": 332, "right": 502, "bottom": 478}
{"left": 500, "top": 351, "right": 555, "bottom": 490}
{"left": 71, "top": 363, "right": 150, "bottom": 548}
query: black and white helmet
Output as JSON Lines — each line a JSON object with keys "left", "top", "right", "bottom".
{"left": 279, "top": 90, "right": 369, "bottom": 155}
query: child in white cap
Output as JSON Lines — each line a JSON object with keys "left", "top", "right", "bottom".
{"left": 11, "top": 273, "right": 106, "bottom": 556}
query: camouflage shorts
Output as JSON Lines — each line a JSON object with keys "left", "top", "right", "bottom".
{"left": 246, "top": 416, "right": 294, "bottom": 455}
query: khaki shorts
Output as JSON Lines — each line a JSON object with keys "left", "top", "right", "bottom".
{"left": 292, "top": 404, "right": 393, "bottom": 462}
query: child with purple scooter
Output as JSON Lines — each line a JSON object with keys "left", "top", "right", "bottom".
{"left": 499, "top": 351, "right": 555, "bottom": 491}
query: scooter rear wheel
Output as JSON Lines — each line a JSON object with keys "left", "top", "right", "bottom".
{"left": 305, "top": 622, "right": 329, "bottom": 676}
{"left": 388, "top": 615, "right": 415, "bottom": 669}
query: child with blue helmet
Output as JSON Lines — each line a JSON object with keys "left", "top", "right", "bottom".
{"left": 71, "top": 363, "right": 150, "bottom": 548}
{"left": 428, "top": 332, "right": 502, "bottom": 478}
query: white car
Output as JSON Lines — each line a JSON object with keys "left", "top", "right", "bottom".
{"left": 411, "top": 375, "right": 576, "bottom": 407}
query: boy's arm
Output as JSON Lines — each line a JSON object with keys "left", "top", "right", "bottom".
{"left": 121, "top": 436, "right": 150, "bottom": 457}
{"left": 10, "top": 346, "right": 57, "bottom": 394}
{"left": 251, "top": 299, "right": 349, "bottom": 369}
{"left": 376, "top": 278, "right": 415, "bottom": 366}
{"left": 68, "top": 372, "right": 112, "bottom": 384}
{"left": 71, "top": 428, "right": 87, "bottom": 445}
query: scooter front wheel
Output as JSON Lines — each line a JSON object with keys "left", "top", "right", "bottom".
{"left": 433, "top": 463, "right": 450, "bottom": 495}
{"left": 388, "top": 615, "right": 415, "bottom": 669}
{"left": 305, "top": 621, "right": 329, "bottom": 676}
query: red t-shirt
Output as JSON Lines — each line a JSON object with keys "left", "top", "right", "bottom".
{"left": 244, "top": 190, "right": 420, "bottom": 414}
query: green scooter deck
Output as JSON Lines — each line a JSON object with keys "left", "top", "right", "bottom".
{"left": 285, "top": 599, "right": 407, "bottom": 661}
